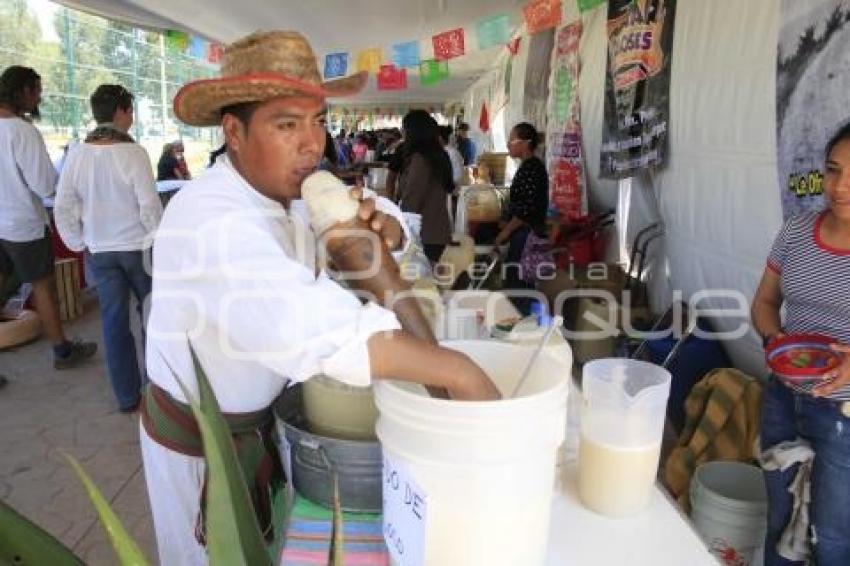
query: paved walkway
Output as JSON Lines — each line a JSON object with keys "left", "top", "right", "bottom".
{"left": 0, "top": 295, "right": 157, "bottom": 564}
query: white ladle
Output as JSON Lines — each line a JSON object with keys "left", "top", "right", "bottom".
{"left": 508, "top": 315, "right": 564, "bottom": 399}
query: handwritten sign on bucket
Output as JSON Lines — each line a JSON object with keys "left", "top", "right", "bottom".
{"left": 383, "top": 453, "right": 427, "bottom": 566}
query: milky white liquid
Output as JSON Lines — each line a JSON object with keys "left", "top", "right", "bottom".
{"left": 578, "top": 434, "right": 661, "bottom": 517}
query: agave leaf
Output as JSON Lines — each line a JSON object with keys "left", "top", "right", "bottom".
{"left": 64, "top": 453, "right": 149, "bottom": 566}
{"left": 329, "top": 471, "right": 344, "bottom": 566}
{"left": 0, "top": 498, "right": 85, "bottom": 565}
{"left": 173, "top": 344, "right": 269, "bottom": 566}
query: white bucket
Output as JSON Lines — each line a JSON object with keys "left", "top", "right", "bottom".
{"left": 690, "top": 461, "right": 767, "bottom": 566}
{"left": 374, "top": 340, "right": 570, "bottom": 566}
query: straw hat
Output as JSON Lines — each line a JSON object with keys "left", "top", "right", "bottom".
{"left": 174, "top": 30, "right": 367, "bottom": 127}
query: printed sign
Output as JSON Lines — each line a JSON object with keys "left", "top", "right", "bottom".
{"left": 382, "top": 454, "right": 427, "bottom": 566}
{"left": 324, "top": 52, "right": 349, "bottom": 79}
{"left": 392, "top": 41, "right": 421, "bottom": 68}
{"left": 433, "top": 28, "right": 466, "bottom": 60}
{"left": 378, "top": 65, "right": 408, "bottom": 90}
{"left": 546, "top": 22, "right": 587, "bottom": 221}
{"left": 420, "top": 59, "right": 450, "bottom": 86}
{"left": 356, "top": 48, "right": 384, "bottom": 74}
{"left": 523, "top": 0, "right": 562, "bottom": 34}
{"left": 578, "top": 0, "right": 607, "bottom": 12}
{"left": 207, "top": 42, "right": 224, "bottom": 64}
{"left": 600, "top": 0, "right": 677, "bottom": 179}
{"left": 477, "top": 14, "right": 512, "bottom": 50}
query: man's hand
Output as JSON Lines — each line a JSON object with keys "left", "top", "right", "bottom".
{"left": 350, "top": 187, "right": 403, "bottom": 250}
{"left": 813, "top": 344, "right": 850, "bottom": 398}
{"left": 446, "top": 351, "right": 502, "bottom": 401}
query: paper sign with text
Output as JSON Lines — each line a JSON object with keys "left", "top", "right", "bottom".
{"left": 382, "top": 453, "right": 427, "bottom": 566}
{"left": 279, "top": 431, "right": 295, "bottom": 498}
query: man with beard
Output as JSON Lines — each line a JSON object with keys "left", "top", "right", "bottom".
{"left": 0, "top": 66, "right": 97, "bottom": 372}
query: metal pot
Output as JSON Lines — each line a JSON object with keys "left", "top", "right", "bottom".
{"left": 273, "top": 385, "right": 383, "bottom": 513}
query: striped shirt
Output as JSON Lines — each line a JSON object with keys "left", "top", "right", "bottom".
{"left": 767, "top": 210, "right": 850, "bottom": 399}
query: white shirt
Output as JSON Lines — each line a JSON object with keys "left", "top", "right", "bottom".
{"left": 145, "top": 157, "right": 402, "bottom": 413}
{"left": 445, "top": 144, "right": 464, "bottom": 186}
{"left": 0, "top": 117, "right": 58, "bottom": 242}
{"left": 54, "top": 142, "right": 163, "bottom": 253}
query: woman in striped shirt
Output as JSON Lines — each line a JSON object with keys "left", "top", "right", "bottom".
{"left": 751, "top": 123, "right": 850, "bottom": 566}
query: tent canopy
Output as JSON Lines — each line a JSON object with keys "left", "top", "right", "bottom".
{"left": 55, "top": 0, "right": 527, "bottom": 104}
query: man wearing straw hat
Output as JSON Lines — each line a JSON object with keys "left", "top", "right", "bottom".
{"left": 141, "top": 30, "right": 499, "bottom": 564}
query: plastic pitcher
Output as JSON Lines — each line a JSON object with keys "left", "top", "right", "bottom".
{"left": 578, "top": 358, "right": 671, "bottom": 517}
{"left": 375, "top": 340, "right": 570, "bottom": 566}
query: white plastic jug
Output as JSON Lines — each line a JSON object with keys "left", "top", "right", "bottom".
{"left": 374, "top": 340, "right": 571, "bottom": 566}
{"left": 578, "top": 358, "right": 671, "bottom": 517}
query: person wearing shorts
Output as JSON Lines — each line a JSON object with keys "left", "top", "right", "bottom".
{"left": 0, "top": 65, "right": 96, "bottom": 371}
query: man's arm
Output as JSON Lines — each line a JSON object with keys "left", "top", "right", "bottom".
{"left": 131, "top": 147, "right": 164, "bottom": 236}
{"left": 53, "top": 158, "right": 85, "bottom": 252}
{"left": 368, "top": 330, "right": 500, "bottom": 401}
{"left": 16, "top": 123, "right": 58, "bottom": 198}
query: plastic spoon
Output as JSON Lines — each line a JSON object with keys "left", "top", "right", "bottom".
{"left": 509, "top": 315, "right": 564, "bottom": 399}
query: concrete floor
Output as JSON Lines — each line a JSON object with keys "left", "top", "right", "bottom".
{"left": 0, "top": 295, "right": 158, "bottom": 565}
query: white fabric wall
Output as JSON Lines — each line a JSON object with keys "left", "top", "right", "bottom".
{"left": 583, "top": 0, "right": 782, "bottom": 375}
{"left": 458, "top": 0, "right": 784, "bottom": 375}
{"left": 646, "top": 0, "right": 781, "bottom": 375}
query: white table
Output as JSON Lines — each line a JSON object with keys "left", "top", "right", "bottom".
{"left": 546, "top": 375, "right": 714, "bottom": 566}
{"left": 545, "top": 464, "right": 715, "bottom": 565}
{"left": 441, "top": 291, "right": 715, "bottom": 565}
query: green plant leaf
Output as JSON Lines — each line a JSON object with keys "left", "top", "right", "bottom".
{"left": 64, "top": 454, "right": 149, "bottom": 566}
{"left": 174, "top": 344, "right": 270, "bottom": 566}
{"left": 0, "top": 498, "right": 85, "bottom": 566}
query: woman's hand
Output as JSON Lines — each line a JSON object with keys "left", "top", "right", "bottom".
{"left": 350, "top": 187, "right": 403, "bottom": 250}
{"left": 763, "top": 331, "right": 786, "bottom": 349}
{"left": 812, "top": 344, "right": 850, "bottom": 397}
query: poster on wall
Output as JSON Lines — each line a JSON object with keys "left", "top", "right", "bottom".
{"left": 777, "top": 0, "right": 850, "bottom": 219}
{"left": 546, "top": 21, "right": 587, "bottom": 221}
{"left": 600, "top": 0, "right": 677, "bottom": 179}
{"left": 523, "top": 29, "right": 555, "bottom": 135}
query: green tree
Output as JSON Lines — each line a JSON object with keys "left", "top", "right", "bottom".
{"left": 46, "top": 8, "right": 116, "bottom": 132}
{"left": 0, "top": 0, "right": 40, "bottom": 71}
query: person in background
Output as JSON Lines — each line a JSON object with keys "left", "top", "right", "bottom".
{"left": 53, "top": 141, "right": 78, "bottom": 175}
{"left": 397, "top": 110, "right": 454, "bottom": 262}
{"left": 493, "top": 122, "right": 548, "bottom": 311}
{"left": 751, "top": 122, "right": 850, "bottom": 566}
{"left": 319, "top": 130, "right": 339, "bottom": 172}
{"left": 364, "top": 131, "right": 378, "bottom": 163}
{"left": 456, "top": 121, "right": 477, "bottom": 166}
{"left": 54, "top": 84, "right": 162, "bottom": 413}
{"left": 351, "top": 132, "right": 368, "bottom": 163}
{"left": 0, "top": 65, "right": 96, "bottom": 369}
{"left": 157, "top": 139, "right": 191, "bottom": 181}
{"left": 334, "top": 128, "right": 351, "bottom": 165}
{"left": 384, "top": 130, "right": 405, "bottom": 202}
{"left": 378, "top": 128, "right": 402, "bottom": 162}
{"left": 439, "top": 124, "right": 463, "bottom": 187}
{"left": 320, "top": 130, "right": 365, "bottom": 184}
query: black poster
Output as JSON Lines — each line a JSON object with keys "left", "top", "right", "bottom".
{"left": 600, "top": 0, "right": 677, "bottom": 179}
